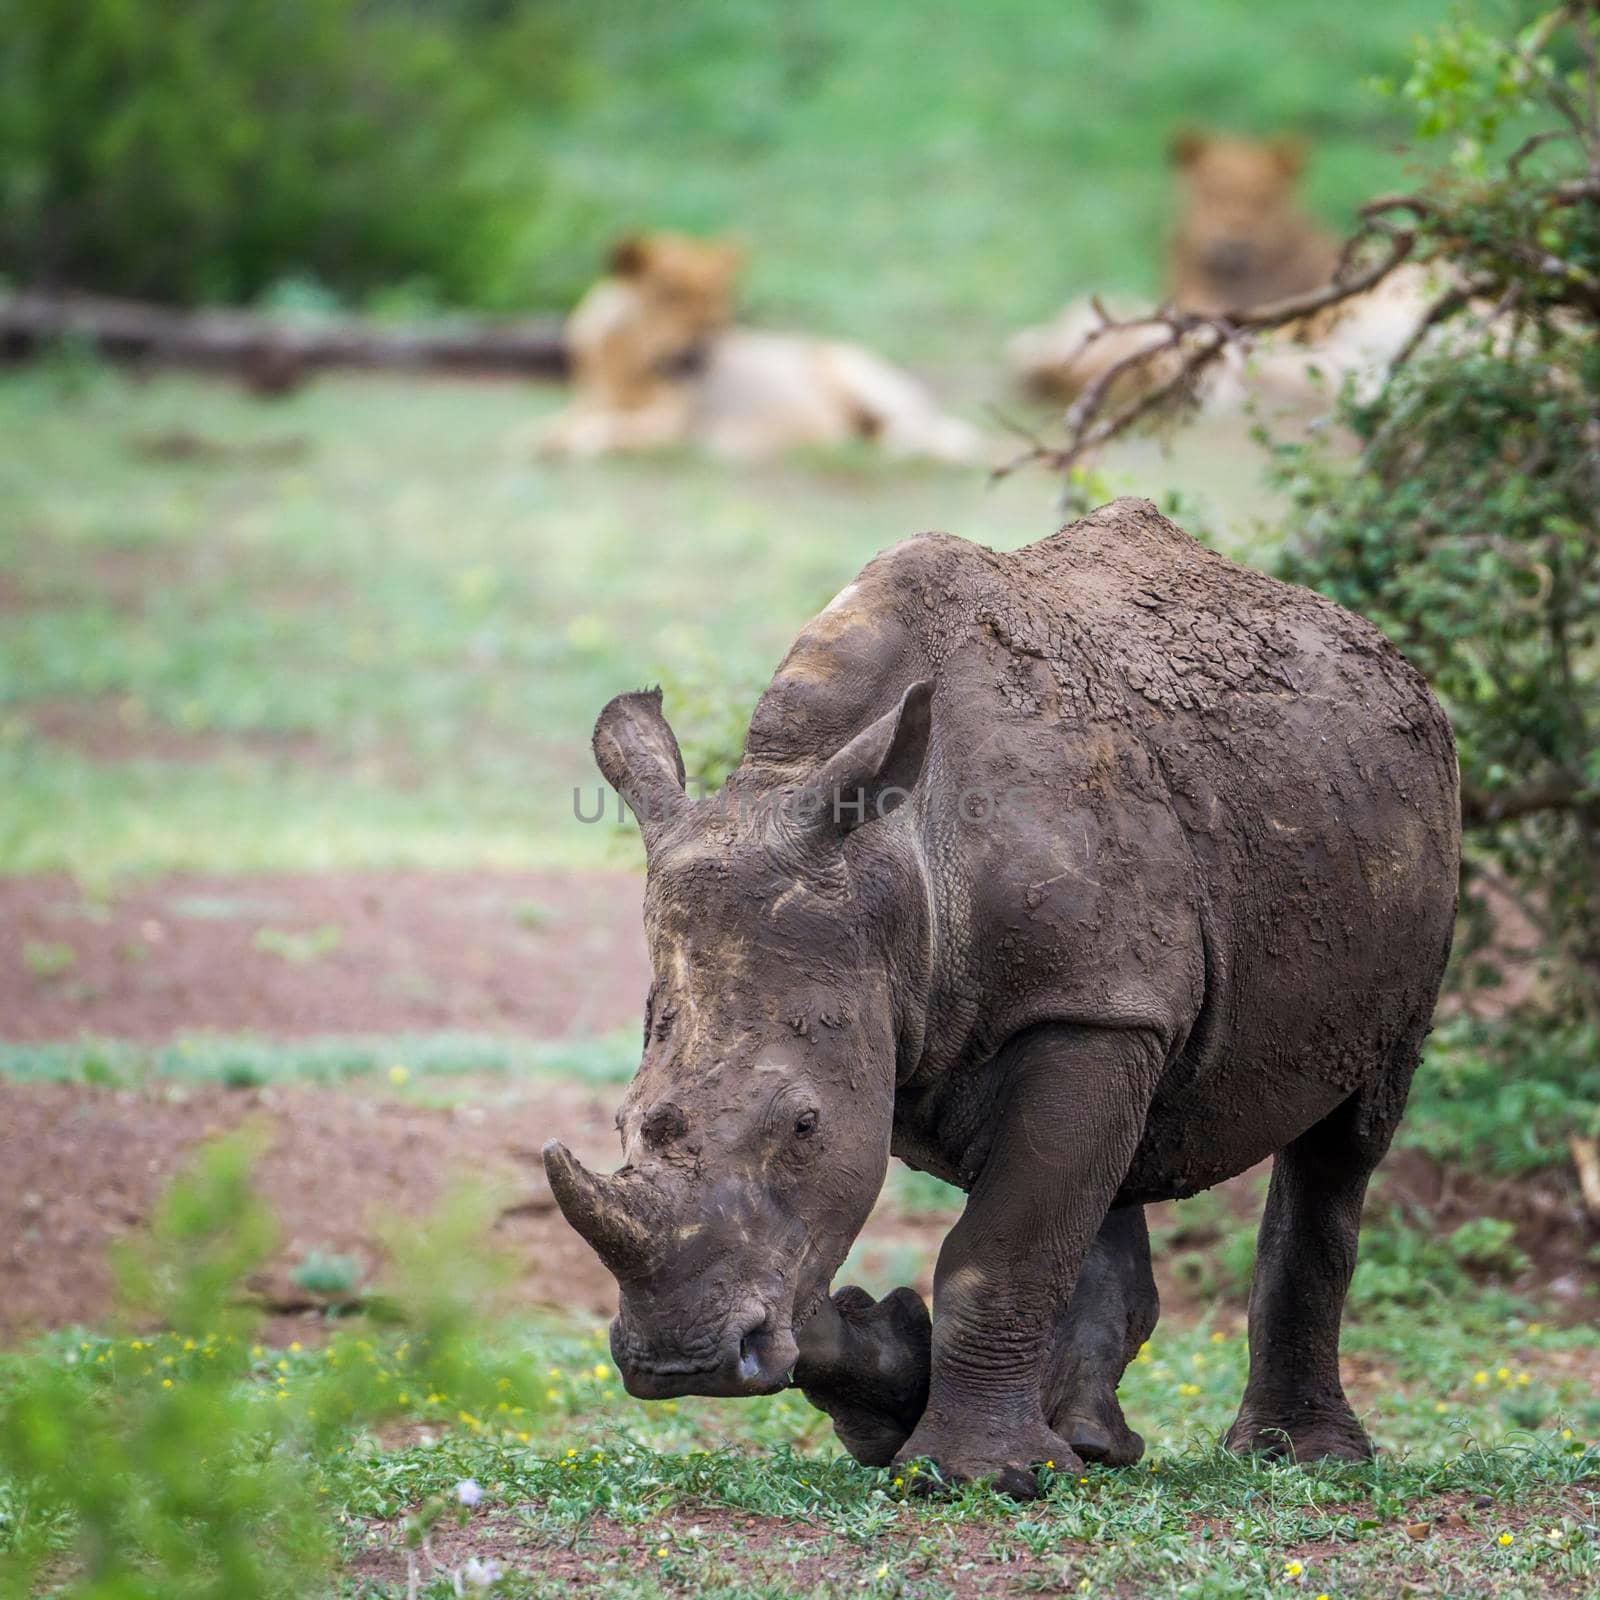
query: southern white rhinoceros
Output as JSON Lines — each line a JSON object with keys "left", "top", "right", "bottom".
{"left": 545, "top": 497, "right": 1460, "bottom": 1497}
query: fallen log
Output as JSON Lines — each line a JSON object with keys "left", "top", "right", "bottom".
{"left": 0, "top": 288, "right": 568, "bottom": 393}
{"left": 1572, "top": 1134, "right": 1600, "bottom": 1225}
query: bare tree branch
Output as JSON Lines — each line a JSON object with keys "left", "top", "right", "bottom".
{"left": 1461, "top": 774, "right": 1598, "bottom": 826}
{"left": 1000, "top": 228, "right": 1418, "bottom": 479}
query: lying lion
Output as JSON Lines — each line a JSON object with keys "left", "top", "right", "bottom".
{"left": 538, "top": 232, "right": 988, "bottom": 464}
{"left": 1008, "top": 131, "right": 1397, "bottom": 405}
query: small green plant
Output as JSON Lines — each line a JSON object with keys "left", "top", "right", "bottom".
{"left": 1350, "top": 1198, "right": 1528, "bottom": 1310}
{"left": 288, "top": 1249, "right": 362, "bottom": 1300}
{"left": 252, "top": 925, "right": 342, "bottom": 963}
{"left": 1406, "top": 1013, "right": 1600, "bottom": 1176}
{"left": 21, "top": 939, "right": 75, "bottom": 979}
{"left": 648, "top": 630, "right": 773, "bottom": 794}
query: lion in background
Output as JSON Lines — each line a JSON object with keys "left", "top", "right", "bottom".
{"left": 538, "top": 232, "right": 989, "bottom": 464}
{"left": 1006, "top": 130, "right": 1406, "bottom": 405}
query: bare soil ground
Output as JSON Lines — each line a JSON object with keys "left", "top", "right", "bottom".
{"left": 20, "top": 698, "right": 330, "bottom": 765}
{"left": 0, "top": 1074, "right": 624, "bottom": 1340}
{"left": 0, "top": 869, "right": 649, "bottom": 1041}
{"left": 1, "top": 869, "right": 1592, "bottom": 1341}
{"left": 3, "top": 1071, "right": 1589, "bottom": 1343}
{"left": 0, "top": 1067, "right": 965, "bottom": 1341}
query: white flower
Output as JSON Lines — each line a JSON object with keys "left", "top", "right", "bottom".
{"left": 462, "top": 1556, "right": 504, "bottom": 1588}
{"left": 454, "top": 1478, "right": 483, "bottom": 1508}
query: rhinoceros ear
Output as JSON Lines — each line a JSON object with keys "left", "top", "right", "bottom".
{"left": 593, "top": 688, "right": 688, "bottom": 842}
{"left": 808, "top": 679, "right": 934, "bottom": 838}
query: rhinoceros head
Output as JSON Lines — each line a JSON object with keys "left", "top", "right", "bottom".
{"left": 544, "top": 679, "right": 935, "bottom": 1399}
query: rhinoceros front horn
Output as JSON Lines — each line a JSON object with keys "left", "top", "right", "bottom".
{"left": 542, "top": 1140, "right": 656, "bottom": 1276}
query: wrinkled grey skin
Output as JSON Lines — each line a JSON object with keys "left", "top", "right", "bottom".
{"left": 545, "top": 498, "right": 1459, "bottom": 1498}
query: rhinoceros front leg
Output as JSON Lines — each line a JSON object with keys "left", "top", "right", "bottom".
{"left": 893, "top": 1024, "right": 1163, "bottom": 1498}
{"left": 792, "top": 1285, "right": 931, "bottom": 1466}
{"left": 794, "top": 1206, "right": 1158, "bottom": 1471}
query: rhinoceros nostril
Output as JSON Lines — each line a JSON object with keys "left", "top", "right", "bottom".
{"left": 737, "top": 1337, "right": 763, "bottom": 1382}
{"left": 641, "top": 1101, "right": 689, "bottom": 1149}
{"left": 735, "top": 1311, "right": 775, "bottom": 1382}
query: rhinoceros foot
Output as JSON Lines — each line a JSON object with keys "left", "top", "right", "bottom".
{"left": 793, "top": 1285, "right": 931, "bottom": 1468}
{"left": 1050, "top": 1394, "right": 1145, "bottom": 1468}
{"left": 1223, "top": 1401, "right": 1373, "bottom": 1463}
{"left": 892, "top": 1414, "right": 1085, "bottom": 1501}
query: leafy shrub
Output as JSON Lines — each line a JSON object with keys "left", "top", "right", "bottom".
{"left": 1349, "top": 1201, "right": 1527, "bottom": 1310}
{"left": 648, "top": 630, "right": 772, "bottom": 794}
{"left": 1406, "top": 1013, "right": 1600, "bottom": 1176}
{"left": 0, "top": 1132, "right": 547, "bottom": 1598}
{"left": 0, "top": 0, "right": 581, "bottom": 307}
{"left": 1265, "top": 5, "right": 1600, "bottom": 1131}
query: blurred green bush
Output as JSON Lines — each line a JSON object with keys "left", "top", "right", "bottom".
{"left": 0, "top": 1130, "right": 550, "bottom": 1598}
{"left": 0, "top": 0, "right": 583, "bottom": 308}
{"left": 1269, "top": 5, "right": 1600, "bottom": 1137}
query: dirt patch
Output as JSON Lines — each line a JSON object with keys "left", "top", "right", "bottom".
{"left": 3, "top": 1069, "right": 1586, "bottom": 1346}
{"left": 126, "top": 429, "right": 309, "bottom": 466}
{"left": 23, "top": 697, "right": 331, "bottom": 765}
{"left": 0, "top": 1073, "right": 951, "bottom": 1345}
{"left": 13, "top": 538, "right": 344, "bottom": 619}
{"left": 0, "top": 1076, "right": 626, "bottom": 1341}
{"left": 0, "top": 869, "right": 649, "bottom": 1041}
{"left": 78, "top": 544, "right": 201, "bottom": 614}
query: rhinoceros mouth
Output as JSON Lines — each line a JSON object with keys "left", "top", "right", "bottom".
{"left": 616, "top": 1310, "right": 799, "bottom": 1400}
{"left": 622, "top": 1362, "right": 789, "bottom": 1401}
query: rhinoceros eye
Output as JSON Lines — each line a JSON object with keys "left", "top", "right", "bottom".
{"left": 793, "top": 1109, "right": 819, "bottom": 1140}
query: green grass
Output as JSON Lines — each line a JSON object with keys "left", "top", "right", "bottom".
{"left": 0, "top": 1032, "right": 640, "bottom": 1090}
{"left": 0, "top": 1084, "right": 1592, "bottom": 1598}
{"left": 7, "top": 1311, "right": 1596, "bottom": 1599}
{"left": 535, "top": 0, "right": 1455, "bottom": 368}
{"left": 0, "top": 362, "right": 1281, "bottom": 881}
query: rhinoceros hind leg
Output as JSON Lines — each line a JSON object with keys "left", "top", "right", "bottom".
{"left": 793, "top": 1285, "right": 931, "bottom": 1467}
{"left": 1223, "top": 1070, "right": 1412, "bottom": 1464}
{"left": 1042, "top": 1204, "right": 1158, "bottom": 1467}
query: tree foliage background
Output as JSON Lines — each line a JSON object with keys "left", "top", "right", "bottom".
{"left": 1267, "top": 4, "right": 1600, "bottom": 1130}
{"left": 0, "top": 0, "right": 582, "bottom": 308}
